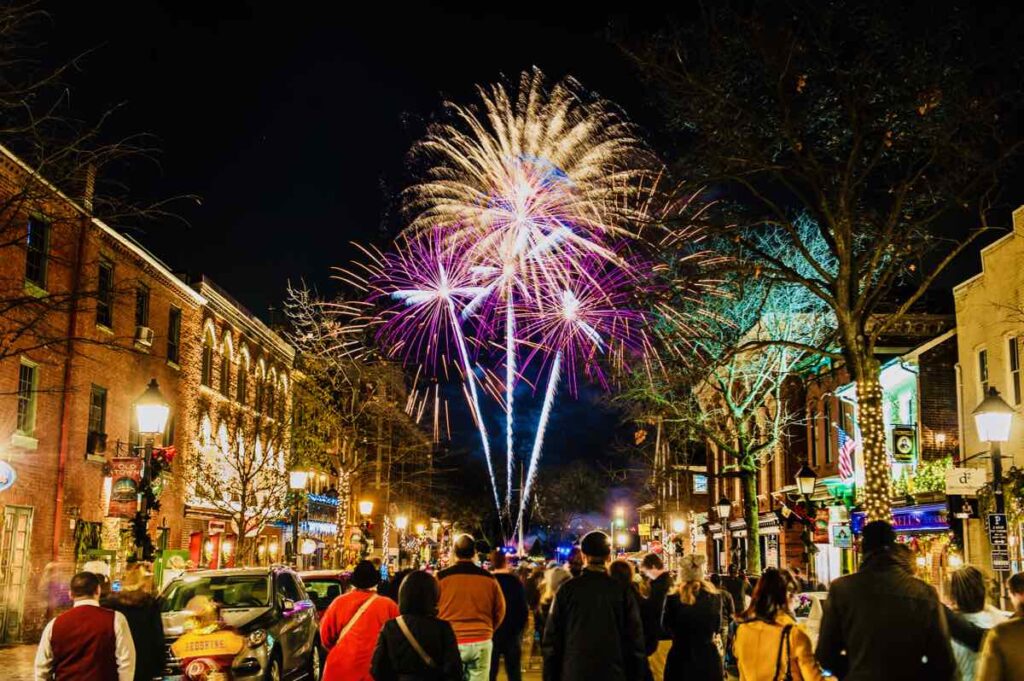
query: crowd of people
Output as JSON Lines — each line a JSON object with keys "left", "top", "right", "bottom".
{"left": 32, "top": 519, "right": 1024, "bottom": 680}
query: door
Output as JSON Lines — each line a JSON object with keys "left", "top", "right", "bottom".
{"left": 276, "top": 572, "right": 314, "bottom": 674}
{"left": 0, "top": 505, "right": 34, "bottom": 642}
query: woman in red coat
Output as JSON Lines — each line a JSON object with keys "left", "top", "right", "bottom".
{"left": 321, "top": 560, "right": 399, "bottom": 681}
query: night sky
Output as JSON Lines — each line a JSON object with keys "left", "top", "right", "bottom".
{"left": 38, "top": 3, "right": 1024, "bottom": 468}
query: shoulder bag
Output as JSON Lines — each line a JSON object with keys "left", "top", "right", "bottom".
{"left": 337, "top": 594, "right": 378, "bottom": 643}
{"left": 772, "top": 623, "right": 794, "bottom": 681}
{"left": 396, "top": 615, "right": 437, "bottom": 669}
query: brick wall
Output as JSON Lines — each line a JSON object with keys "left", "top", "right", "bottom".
{"left": 918, "top": 336, "right": 960, "bottom": 461}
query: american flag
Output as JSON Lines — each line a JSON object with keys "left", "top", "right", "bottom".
{"left": 836, "top": 425, "right": 857, "bottom": 480}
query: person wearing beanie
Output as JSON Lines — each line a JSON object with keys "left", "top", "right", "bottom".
{"left": 542, "top": 531, "right": 647, "bottom": 681}
{"left": 320, "top": 559, "right": 399, "bottom": 681}
{"left": 815, "top": 520, "right": 956, "bottom": 680}
{"left": 662, "top": 554, "right": 723, "bottom": 681}
{"left": 437, "top": 534, "right": 506, "bottom": 681}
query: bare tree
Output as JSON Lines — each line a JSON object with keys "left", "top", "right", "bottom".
{"left": 623, "top": 2, "right": 1024, "bottom": 519}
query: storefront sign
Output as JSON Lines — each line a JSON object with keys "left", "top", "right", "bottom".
{"left": 638, "top": 523, "right": 651, "bottom": 537}
{"left": 891, "top": 426, "right": 917, "bottom": 463}
{"left": 693, "top": 474, "right": 708, "bottom": 494}
{"left": 812, "top": 508, "right": 830, "bottom": 544}
{"left": 0, "top": 460, "right": 16, "bottom": 492}
{"left": 831, "top": 524, "right": 853, "bottom": 549}
{"left": 946, "top": 468, "right": 984, "bottom": 496}
{"left": 107, "top": 457, "right": 143, "bottom": 518}
{"left": 989, "top": 513, "right": 1010, "bottom": 571}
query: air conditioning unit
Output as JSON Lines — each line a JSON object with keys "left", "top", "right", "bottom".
{"left": 134, "top": 325, "right": 154, "bottom": 347}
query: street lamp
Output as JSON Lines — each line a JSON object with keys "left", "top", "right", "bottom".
{"left": 973, "top": 386, "right": 1014, "bottom": 607}
{"left": 357, "top": 500, "right": 374, "bottom": 558}
{"left": 795, "top": 463, "right": 818, "bottom": 497}
{"left": 289, "top": 469, "right": 309, "bottom": 569}
{"left": 395, "top": 515, "right": 409, "bottom": 569}
{"left": 715, "top": 496, "right": 732, "bottom": 521}
{"left": 359, "top": 500, "right": 374, "bottom": 517}
{"left": 133, "top": 379, "right": 169, "bottom": 558}
{"left": 671, "top": 517, "right": 687, "bottom": 534}
{"left": 616, "top": 532, "right": 629, "bottom": 552}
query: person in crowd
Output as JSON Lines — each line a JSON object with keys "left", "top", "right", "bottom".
{"left": 733, "top": 568, "right": 826, "bottom": 681}
{"left": 372, "top": 570, "right": 463, "bottom": 681}
{"left": 976, "top": 571, "right": 1024, "bottom": 681}
{"left": 948, "top": 565, "right": 1007, "bottom": 681}
{"left": 438, "top": 534, "right": 506, "bottom": 681}
{"left": 721, "top": 563, "right": 749, "bottom": 612}
{"left": 815, "top": 520, "right": 956, "bottom": 680}
{"left": 610, "top": 559, "right": 647, "bottom": 612}
{"left": 565, "top": 547, "right": 584, "bottom": 578}
{"left": 542, "top": 531, "right": 646, "bottom": 681}
{"left": 662, "top": 554, "right": 723, "bottom": 681}
{"left": 34, "top": 571, "right": 136, "bottom": 681}
{"left": 320, "top": 559, "right": 400, "bottom": 681}
{"left": 489, "top": 550, "right": 529, "bottom": 681}
{"left": 791, "top": 566, "right": 811, "bottom": 592}
{"left": 639, "top": 553, "right": 673, "bottom": 681}
{"left": 709, "top": 572, "right": 738, "bottom": 678}
{"left": 537, "top": 564, "right": 571, "bottom": 645}
{"left": 101, "top": 563, "right": 166, "bottom": 681}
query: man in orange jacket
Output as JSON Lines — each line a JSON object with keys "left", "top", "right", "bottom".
{"left": 320, "top": 560, "right": 399, "bottom": 681}
{"left": 438, "top": 534, "right": 506, "bottom": 681}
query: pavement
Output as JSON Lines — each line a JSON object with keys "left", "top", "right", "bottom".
{"left": 0, "top": 643, "right": 543, "bottom": 680}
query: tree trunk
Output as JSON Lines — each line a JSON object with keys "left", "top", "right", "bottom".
{"left": 740, "top": 469, "right": 762, "bottom": 575}
{"left": 849, "top": 356, "right": 890, "bottom": 522}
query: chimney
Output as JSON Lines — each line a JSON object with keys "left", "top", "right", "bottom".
{"left": 82, "top": 163, "right": 96, "bottom": 213}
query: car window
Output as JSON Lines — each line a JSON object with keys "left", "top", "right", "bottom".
{"left": 161, "top": 575, "right": 270, "bottom": 611}
{"left": 276, "top": 573, "right": 303, "bottom": 604}
{"left": 304, "top": 579, "right": 346, "bottom": 609}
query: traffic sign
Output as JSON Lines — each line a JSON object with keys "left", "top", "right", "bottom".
{"left": 831, "top": 524, "right": 853, "bottom": 549}
{"left": 988, "top": 513, "right": 1010, "bottom": 571}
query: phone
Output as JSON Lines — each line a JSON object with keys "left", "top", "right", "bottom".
{"left": 111, "top": 580, "right": 121, "bottom": 593}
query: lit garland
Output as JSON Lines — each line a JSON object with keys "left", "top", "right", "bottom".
{"left": 381, "top": 515, "right": 391, "bottom": 560}
{"left": 337, "top": 470, "right": 351, "bottom": 534}
{"left": 858, "top": 379, "right": 892, "bottom": 522}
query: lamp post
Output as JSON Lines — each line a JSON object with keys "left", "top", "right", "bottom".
{"left": 134, "top": 379, "right": 169, "bottom": 559}
{"left": 358, "top": 500, "right": 374, "bottom": 558}
{"left": 289, "top": 470, "right": 309, "bottom": 569}
{"left": 670, "top": 517, "right": 686, "bottom": 572}
{"left": 793, "top": 462, "right": 818, "bottom": 581}
{"left": 715, "top": 495, "right": 731, "bottom": 572}
{"left": 973, "top": 386, "right": 1014, "bottom": 607}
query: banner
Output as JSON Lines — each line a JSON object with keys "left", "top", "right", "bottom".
{"left": 108, "top": 457, "right": 143, "bottom": 518}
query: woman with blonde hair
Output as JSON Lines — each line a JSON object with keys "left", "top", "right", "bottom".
{"left": 733, "top": 568, "right": 825, "bottom": 681}
{"left": 102, "top": 562, "right": 166, "bottom": 681}
{"left": 663, "top": 554, "right": 723, "bottom": 681}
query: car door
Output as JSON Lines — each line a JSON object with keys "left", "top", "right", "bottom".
{"left": 276, "top": 572, "right": 314, "bottom": 675}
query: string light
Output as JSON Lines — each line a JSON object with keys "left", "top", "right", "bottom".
{"left": 858, "top": 379, "right": 892, "bottom": 522}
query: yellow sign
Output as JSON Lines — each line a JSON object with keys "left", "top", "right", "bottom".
{"left": 171, "top": 629, "right": 245, "bottom": 659}
{"left": 638, "top": 523, "right": 651, "bottom": 537}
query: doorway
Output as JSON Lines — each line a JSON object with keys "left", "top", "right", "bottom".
{"left": 0, "top": 505, "right": 34, "bottom": 642}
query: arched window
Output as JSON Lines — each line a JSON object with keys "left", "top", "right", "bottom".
{"left": 237, "top": 346, "right": 250, "bottom": 405}
{"left": 201, "top": 323, "right": 216, "bottom": 387}
{"left": 265, "top": 378, "right": 276, "bottom": 419}
{"left": 255, "top": 360, "right": 266, "bottom": 413}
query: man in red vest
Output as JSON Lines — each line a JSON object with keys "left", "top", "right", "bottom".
{"left": 34, "top": 571, "right": 136, "bottom": 681}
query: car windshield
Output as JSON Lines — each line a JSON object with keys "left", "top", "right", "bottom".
{"left": 162, "top": 574, "right": 271, "bottom": 611}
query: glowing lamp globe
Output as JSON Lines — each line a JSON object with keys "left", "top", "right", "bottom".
{"left": 616, "top": 532, "right": 629, "bottom": 548}
{"left": 973, "top": 387, "right": 1014, "bottom": 443}
{"left": 716, "top": 496, "right": 732, "bottom": 521}
{"left": 359, "top": 500, "right": 374, "bottom": 516}
{"left": 300, "top": 538, "right": 317, "bottom": 555}
{"left": 395, "top": 515, "right": 409, "bottom": 531}
{"left": 795, "top": 463, "right": 818, "bottom": 496}
{"left": 671, "top": 517, "right": 686, "bottom": 534}
{"left": 415, "top": 523, "right": 426, "bottom": 536}
{"left": 289, "top": 470, "right": 308, "bottom": 490}
{"left": 135, "top": 379, "right": 170, "bottom": 436}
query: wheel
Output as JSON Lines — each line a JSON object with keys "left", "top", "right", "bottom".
{"left": 307, "top": 643, "right": 322, "bottom": 681}
{"left": 264, "top": 655, "right": 282, "bottom": 681}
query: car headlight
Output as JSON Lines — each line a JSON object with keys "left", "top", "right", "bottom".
{"left": 247, "top": 629, "right": 267, "bottom": 647}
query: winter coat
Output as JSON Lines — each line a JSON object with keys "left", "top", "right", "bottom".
{"left": 640, "top": 572, "right": 672, "bottom": 655}
{"left": 815, "top": 550, "right": 956, "bottom": 681}
{"left": 102, "top": 590, "right": 165, "bottom": 681}
{"left": 371, "top": 614, "right": 462, "bottom": 681}
{"left": 541, "top": 566, "right": 647, "bottom": 681}
{"left": 662, "top": 588, "right": 723, "bottom": 681}
{"left": 953, "top": 607, "right": 1007, "bottom": 681}
{"left": 320, "top": 589, "right": 399, "bottom": 681}
{"left": 437, "top": 561, "right": 505, "bottom": 643}
{"left": 976, "top": 615, "right": 1024, "bottom": 681}
{"left": 493, "top": 572, "right": 528, "bottom": 645}
{"left": 733, "top": 612, "right": 826, "bottom": 681}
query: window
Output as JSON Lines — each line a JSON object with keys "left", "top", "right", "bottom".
{"left": 16, "top": 360, "right": 38, "bottom": 434}
{"left": 87, "top": 385, "right": 107, "bottom": 453}
{"left": 135, "top": 286, "right": 150, "bottom": 328}
{"left": 167, "top": 307, "right": 181, "bottom": 364}
{"left": 1010, "top": 337, "right": 1021, "bottom": 406}
{"left": 236, "top": 364, "right": 248, "bottom": 405}
{"left": 255, "top": 375, "right": 264, "bottom": 412}
{"left": 809, "top": 406, "right": 819, "bottom": 467}
{"left": 276, "top": 572, "right": 303, "bottom": 604}
{"left": 25, "top": 217, "right": 50, "bottom": 289}
{"left": 201, "top": 335, "right": 214, "bottom": 387}
{"left": 219, "top": 352, "right": 230, "bottom": 395}
{"left": 824, "top": 398, "right": 833, "bottom": 464}
{"left": 978, "top": 348, "right": 990, "bottom": 400}
{"left": 96, "top": 258, "right": 114, "bottom": 328}
{"left": 265, "top": 385, "right": 275, "bottom": 419}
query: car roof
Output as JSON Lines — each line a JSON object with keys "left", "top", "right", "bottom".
{"left": 175, "top": 566, "right": 294, "bottom": 579}
{"left": 298, "top": 570, "right": 347, "bottom": 580}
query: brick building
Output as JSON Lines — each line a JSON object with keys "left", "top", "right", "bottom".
{"left": 0, "top": 143, "right": 204, "bottom": 641}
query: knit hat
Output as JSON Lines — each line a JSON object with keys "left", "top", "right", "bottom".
{"left": 678, "top": 554, "right": 706, "bottom": 583}
{"left": 580, "top": 531, "right": 611, "bottom": 558}
{"left": 350, "top": 560, "right": 380, "bottom": 589}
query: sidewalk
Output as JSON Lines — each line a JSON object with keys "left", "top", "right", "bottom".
{"left": 0, "top": 644, "right": 35, "bottom": 681}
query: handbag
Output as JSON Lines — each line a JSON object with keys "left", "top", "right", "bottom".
{"left": 396, "top": 615, "right": 437, "bottom": 669}
{"left": 772, "top": 624, "right": 794, "bottom": 681}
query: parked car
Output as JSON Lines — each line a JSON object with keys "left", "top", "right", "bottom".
{"left": 160, "top": 566, "right": 321, "bottom": 681}
{"left": 298, "top": 570, "right": 349, "bottom": 615}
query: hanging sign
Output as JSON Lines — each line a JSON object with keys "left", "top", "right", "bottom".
{"left": 891, "top": 426, "right": 917, "bottom": 463}
{"left": 831, "top": 524, "right": 853, "bottom": 549}
{"left": 0, "top": 461, "right": 16, "bottom": 492}
{"left": 812, "top": 508, "right": 830, "bottom": 544}
{"left": 946, "top": 468, "right": 985, "bottom": 496}
{"left": 108, "top": 457, "right": 143, "bottom": 518}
